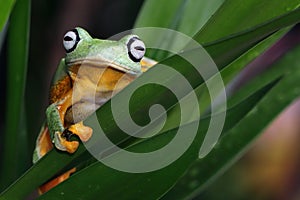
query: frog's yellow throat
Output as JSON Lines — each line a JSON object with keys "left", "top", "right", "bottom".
{"left": 67, "top": 64, "right": 138, "bottom": 92}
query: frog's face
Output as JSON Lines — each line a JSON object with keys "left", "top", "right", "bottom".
{"left": 62, "top": 27, "right": 146, "bottom": 74}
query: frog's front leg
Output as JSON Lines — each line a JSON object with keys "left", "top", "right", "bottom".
{"left": 46, "top": 90, "right": 92, "bottom": 153}
{"left": 46, "top": 102, "right": 79, "bottom": 153}
{"left": 67, "top": 122, "right": 92, "bottom": 142}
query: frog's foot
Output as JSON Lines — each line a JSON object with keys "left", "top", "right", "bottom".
{"left": 61, "top": 140, "right": 79, "bottom": 153}
{"left": 68, "top": 122, "right": 93, "bottom": 142}
{"left": 54, "top": 131, "right": 79, "bottom": 153}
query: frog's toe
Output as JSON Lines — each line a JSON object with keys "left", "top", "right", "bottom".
{"left": 53, "top": 131, "right": 79, "bottom": 153}
{"left": 61, "top": 140, "right": 79, "bottom": 153}
{"left": 68, "top": 122, "right": 93, "bottom": 142}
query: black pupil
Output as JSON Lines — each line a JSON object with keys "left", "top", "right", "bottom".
{"left": 134, "top": 46, "right": 145, "bottom": 51}
{"left": 64, "top": 35, "right": 73, "bottom": 41}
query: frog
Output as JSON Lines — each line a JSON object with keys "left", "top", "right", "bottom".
{"left": 33, "top": 27, "right": 157, "bottom": 163}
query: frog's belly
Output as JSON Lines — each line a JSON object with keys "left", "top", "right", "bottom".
{"left": 64, "top": 100, "right": 103, "bottom": 124}
{"left": 65, "top": 66, "right": 138, "bottom": 123}
{"left": 65, "top": 89, "right": 117, "bottom": 123}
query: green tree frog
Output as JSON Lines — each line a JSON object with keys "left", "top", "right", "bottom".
{"left": 33, "top": 27, "right": 156, "bottom": 163}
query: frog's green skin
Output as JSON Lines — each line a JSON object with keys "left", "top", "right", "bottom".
{"left": 33, "top": 27, "right": 152, "bottom": 162}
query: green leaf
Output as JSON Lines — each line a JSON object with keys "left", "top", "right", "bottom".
{"left": 176, "top": 0, "right": 225, "bottom": 37}
{"left": 196, "top": 0, "right": 300, "bottom": 42}
{"left": 0, "top": 146, "right": 88, "bottom": 200}
{"left": 203, "top": 7, "right": 300, "bottom": 68}
{"left": 134, "top": 0, "right": 184, "bottom": 29}
{"left": 0, "top": 0, "right": 16, "bottom": 31}
{"left": 134, "top": 0, "right": 224, "bottom": 60}
{"left": 219, "top": 28, "right": 289, "bottom": 86}
{"left": 164, "top": 28, "right": 289, "bottom": 131}
{"left": 135, "top": 0, "right": 300, "bottom": 62}
{"left": 36, "top": 80, "right": 273, "bottom": 200}
{"left": 0, "top": 0, "right": 31, "bottom": 191}
{"left": 162, "top": 44, "right": 300, "bottom": 199}
{"left": 135, "top": 0, "right": 224, "bottom": 37}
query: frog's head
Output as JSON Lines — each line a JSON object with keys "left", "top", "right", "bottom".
{"left": 63, "top": 27, "right": 146, "bottom": 75}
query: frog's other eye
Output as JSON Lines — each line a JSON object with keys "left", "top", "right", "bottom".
{"left": 127, "top": 36, "right": 145, "bottom": 62}
{"left": 63, "top": 29, "right": 80, "bottom": 53}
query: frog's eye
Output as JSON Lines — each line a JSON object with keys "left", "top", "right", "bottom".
{"left": 127, "top": 36, "right": 145, "bottom": 62}
{"left": 63, "top": 29, "right": 80, "bottom": 53}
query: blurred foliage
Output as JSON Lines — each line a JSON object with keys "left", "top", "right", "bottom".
{"left": 0, "top": 0, "right": 30, "bottom": 191}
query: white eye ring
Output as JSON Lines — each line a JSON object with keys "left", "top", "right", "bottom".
{"left": 127, "top": 36, "right": 145, "bottom": 62}
{"left": 63, "top": 29, "right": 80, "bottom": 53}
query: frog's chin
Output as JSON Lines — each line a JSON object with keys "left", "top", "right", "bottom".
{"left": 68, "top": 59, "right": 142, "bottom": 75}
{"left": 108, "top": 63, "right": 142, "bottom": 75}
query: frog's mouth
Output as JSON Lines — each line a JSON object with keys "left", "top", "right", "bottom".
{"left": 68, "top": 58, "right": 142, "bottom": 75}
